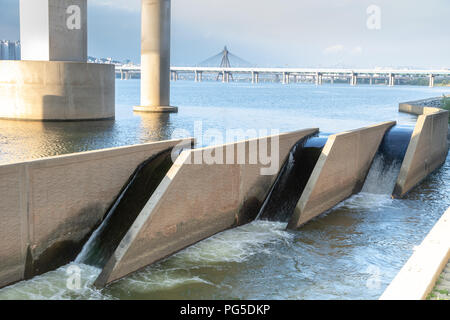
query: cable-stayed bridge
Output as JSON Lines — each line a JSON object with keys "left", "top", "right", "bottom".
{"left": 116, "top": 47, "right": 450, "bottom": 87}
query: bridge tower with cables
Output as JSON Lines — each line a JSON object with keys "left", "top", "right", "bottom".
{"left": 197, "top": 46, "right": 253, "bottom": 82}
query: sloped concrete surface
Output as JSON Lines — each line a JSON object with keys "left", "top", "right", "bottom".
{"left": 0, "top": 139, "right": 191, "bottom": 289}
{"left": 394, "top": 104, "right": 449, "bottom": 198}
{"left": 287, "top": 121, "right": 395, "bottom": 230}
{"left": 94, "top": 129, "right": 318, "bottom": 287}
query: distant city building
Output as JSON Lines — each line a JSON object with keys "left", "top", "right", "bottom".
{"left": 0, "top": 40, "right": 21, "bottom": 60}
{"left": 0, "top": 41, "right": 8, "bottom": 60}
{"left": 88, "top": 55, "right": 131, "bottom": 66}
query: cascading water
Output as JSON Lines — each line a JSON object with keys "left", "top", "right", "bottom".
{"left": 258, "top": 125, "right": 414, "bottom": 224}
{"left": 76, "top": 149, "right": 175, "bottom": 268}
{"left": 362, "top": 125, "right": 413, "bottom": 194}
{"left": 1, "top": 124, "right": 445, "bottom": 301}
{"left": 257, "top": 134, "right": 328, "bottom": 222}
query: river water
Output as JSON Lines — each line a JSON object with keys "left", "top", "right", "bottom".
{"left": 0, "top": 80, "right": 449, "bottom": 299}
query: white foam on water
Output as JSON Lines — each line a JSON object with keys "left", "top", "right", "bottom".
{"left": 115, "top": 269, "right": 217, "bottom": 293}
{"left": 362, "top": 155, "right": 401, "bottom": 195}
{"left": 331, "top": 154, "right": 402, "bottom": 212}
{"left": 113, "top": 220, "right": 294, "bottom": 293}
{"left": 0, "top": 221, "right": 294, "bottom": 298}
{"left": 0, "top": 263, "right": 107, "bottom": 300}
{"left": 172, "top": 220, "right": 293, "bottom": 264}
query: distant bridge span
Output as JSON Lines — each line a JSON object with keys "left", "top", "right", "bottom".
{"left": 117, "top": 46, "right": 450, "bottom": 86}
{"left": 116, "top": 65, "right": 450, "bottom": 87}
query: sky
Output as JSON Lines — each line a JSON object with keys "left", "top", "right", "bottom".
{"left": 0, "top": 0, "right": 449, "bottom": 68}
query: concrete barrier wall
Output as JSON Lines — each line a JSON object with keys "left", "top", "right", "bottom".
{"left": 393, "top": 107, "right": 449, "bottom": 198}
{"left": 399, "top": 99, "right": 442, "bottom": 115}
{"left": 94, "top": 129, "right": 318, "bottom": 287}
{"left": 380, "top": 206, "right": 450, "bottom": 300}
{"left": 0, "top": 138, "right": 191, "bottom": 288}
{"left": 0, "top": 61, "right": 115, "bottom": 120}
{"left": 287, "top": 122, "right": 396, "bottom": 230}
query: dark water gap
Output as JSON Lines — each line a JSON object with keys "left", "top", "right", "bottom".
{"left": 257, "top": 133, "right": 329, "bottom": 222}
{"left": 76, "top": 148, "right": 175, "bottom": 268}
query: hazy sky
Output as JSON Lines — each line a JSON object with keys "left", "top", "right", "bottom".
{"left": 1, "top": 0, "right": 449, "bottom": 68}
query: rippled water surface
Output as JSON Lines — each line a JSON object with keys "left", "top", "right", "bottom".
{"left": 0, "top": 81, "right": 449, "bottom": 300}
{"left": 2, "top": 81, "right": 448, "bottom": 164}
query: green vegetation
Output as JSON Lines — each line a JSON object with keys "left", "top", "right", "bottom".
{"left": 437, "top": 79, "right": 450, "bottom": 87}
{"left": 427, "top": 273, "right": 449, "bottom": 300}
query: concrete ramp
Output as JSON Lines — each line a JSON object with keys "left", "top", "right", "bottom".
{"left": 287, "top": 121, "right": 395, "bottom": 230}
{"left": 393, "top": 107, "right": 449, "bottom": 198}
{"left": 94, "top": 128, "right": 318, "bottom": 287}
{"left": 0, "top": 138, "right": 192, "bottom": 289}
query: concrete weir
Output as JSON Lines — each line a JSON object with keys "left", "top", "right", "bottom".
{"left": 0, "top": 139, "right": 191, "bottom": 289}
{"left": 93, "top": 128, "right": 318, "bottom": 287}
{"left": 394, "top": 103, "right": 449, "bottom": 198}
{"left": 287, "top": 121, "right": 396, "bottom": 230}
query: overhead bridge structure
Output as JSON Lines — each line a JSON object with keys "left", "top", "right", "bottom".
{"left": 116, "top": 45, "right": 450, "bottom": 87}
{"left": 116, "top": 65, "right": 450, "bottom": 87}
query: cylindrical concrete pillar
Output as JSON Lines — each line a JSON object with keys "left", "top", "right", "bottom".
{"left": 429, "top": 74, "right": 435, "bottom": 87}
{"left": 134, "top": 0, "right": 177, "bottom": 113}
{"left": 389, "top": 73, "right": 395, "bottom": 86}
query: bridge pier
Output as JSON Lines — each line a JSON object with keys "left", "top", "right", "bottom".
{"left": 222, "top": 71, "right": 230, "bottom": 83}
{"left": 369, "top": 76, "right": 373, "bottom": 85}
{"left": 389, "top": 73, "right": 395, "bottom": 86}
{"left": 251, "top": 71, "right": 259, "bottom": 84}
{"left": 315, "top": 73, "right": 323, "bottom": 85}
{"left": 283, "top": 72, "right": 290, "bottom": 84}
{"left": 429, "top": 74, "right": 435, "bottom": 87}
{"left": 350, "top": 73, "right": 357, "bottom": 86}
{"left": 134, "top": 0, "right": 177, "bottom": 113}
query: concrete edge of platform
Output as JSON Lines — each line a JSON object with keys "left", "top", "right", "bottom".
{"left": 380, "top": 206, "right": 450, "bottom": 300}
{"left": 133, "top": 106, "right": 178, "bottom": 113}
